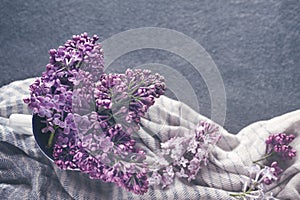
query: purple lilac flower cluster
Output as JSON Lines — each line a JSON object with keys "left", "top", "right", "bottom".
{"left": 265, "top": 133, "right": 296, "bottom": 160}
{"left": 148, "top": 121, "right": 221, "bottom": 188}
{"left": 24, "top": 33, "right": 103, "bottom": 136}
{"left": 230, "top": 132, "right": 296, "bottom": 199}
{"left": 93, "top": 69, "right": 165, "bottom": 135}
{"left": 24, "top": 33, "right": 166, "bottom": 195}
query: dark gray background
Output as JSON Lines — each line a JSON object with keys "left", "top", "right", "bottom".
{"left": 0, "top": 0, "right": 299, "bottom": 134}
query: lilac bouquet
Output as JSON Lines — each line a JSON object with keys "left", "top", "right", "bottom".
{"left": 24, "top": 33, "right": 221, "bottom": 194}
{"left": 230, "top": 132, "right": 296, "bottom": 199}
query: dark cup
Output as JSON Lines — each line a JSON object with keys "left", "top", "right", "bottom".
{"left": 32, "top": 115, "right": 54, "bottom": 161}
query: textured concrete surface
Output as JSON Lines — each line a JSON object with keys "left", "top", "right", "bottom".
{"left": 0, "top": 0, "right": 299, "bottom": 133}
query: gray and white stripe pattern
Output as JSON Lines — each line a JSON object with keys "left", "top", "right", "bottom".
{"left": 0, "top": 78, "right": 299, "bottom": 199}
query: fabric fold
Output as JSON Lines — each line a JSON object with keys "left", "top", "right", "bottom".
{"left": 0, "top": 79, "right": 299, "bottom": 200}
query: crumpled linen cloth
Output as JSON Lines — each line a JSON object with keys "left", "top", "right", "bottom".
{"left": 0, "top": 78, "right": 299, "bottom": 200}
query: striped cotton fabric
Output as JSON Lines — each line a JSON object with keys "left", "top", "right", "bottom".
{"left": 0, "top": 78, "right": 299, "bottom": 200}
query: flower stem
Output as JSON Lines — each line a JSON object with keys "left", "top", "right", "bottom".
{"left": 229, "top": 193, "right": 245, "bottom": 197}
{"left": 47, "top": 132, "right": 55, "bottom": 148}
{"left": 229, "top": 188, "right": 253, "bottom": 198}
{"left": 46, "top": 125, "right": 58, "bottom": 148}
{"left": 253, "top": 152, "right": 274, "bottom": 164}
